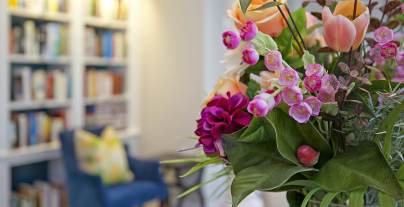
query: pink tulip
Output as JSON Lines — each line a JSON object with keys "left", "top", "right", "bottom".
{"left": 322, "top": 3, "right": 370, "bottom": 52}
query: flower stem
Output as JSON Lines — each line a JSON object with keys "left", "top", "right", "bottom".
{"left": 380, "top": 0, "right": 389, "bottom": 24}
{"left": 284, "top": 4, "right": 307, "bottom": 50}
{"left": 348, "top": 0, "right": 359, "bottom": 66}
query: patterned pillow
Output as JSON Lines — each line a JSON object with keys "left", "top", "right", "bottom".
{"left": 74, "top": 127, "right": 134, "bottom": 185}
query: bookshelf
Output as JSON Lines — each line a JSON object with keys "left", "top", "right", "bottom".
{"left": 0, "top": 0, "right": 140, "bottom": 206}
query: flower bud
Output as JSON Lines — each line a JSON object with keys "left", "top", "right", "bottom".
{"left": 297, "top": 145, "right": 320, "bottom": 167}
{"left": 222, "top": 31, "right": 241, "bottom": 49}
{"left": 239, "top": 20, "right": 258, "bottom": 41}
{"left": 264, "top": 50, "right": 283, "bottom": 71}
{"left": 242, "top": 47, "right": 259, "bottom": 65}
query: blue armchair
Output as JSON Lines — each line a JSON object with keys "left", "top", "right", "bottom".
{"left": 59, "top": 128, "right": 169, "bottom": 207}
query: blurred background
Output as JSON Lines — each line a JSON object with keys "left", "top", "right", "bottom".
{"left": 0, "top": 0, "right": 302, "bottom": 206}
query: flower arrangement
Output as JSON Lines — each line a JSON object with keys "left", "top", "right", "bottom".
{"left": 172, "top": 0, "right": 404, "bottom": 206}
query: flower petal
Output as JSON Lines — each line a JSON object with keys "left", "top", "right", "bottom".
{"left": 352, "top": 8, "right": 370, "bottom": 49}
{"left": 323, "top": 7, "right": 356, "bottom": 52}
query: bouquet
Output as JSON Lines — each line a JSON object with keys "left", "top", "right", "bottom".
{"left": 176, "top": 0, "right": 404, "bottom": 206}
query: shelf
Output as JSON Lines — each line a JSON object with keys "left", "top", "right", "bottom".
{"left": 0, "top": 141, "right": 61, "bottom": 166}
{"left": 9, "top": 8, "right": 70, "bottom": 23}
{"left": 85, "top": 95, "right": 127, "bottom": 105}
{"left": 9, "top": 100, "right": 70, "bottom": 111}
{"left": 85, "top": 57, "right": 127, "bottom": 67}
{"left": 85, "top": 17, "right": 127, "bottom": 30}
{"left": 10, "top": 54, "right": 70, "bottom": 65}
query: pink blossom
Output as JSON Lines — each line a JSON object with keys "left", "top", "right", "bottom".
{"left": 279, "top": 67, "right": 299, "bottom": 87}
{"left": 304, "top": 96, "right": 322, "bottom": 116}
{"left": 397, "top": 51, "right": 404, "bottom": 66}
{"left": 305, "top": 64, "right": 325, "bottom": 77}
{"left": 370, "top": 43, "right": 385, "bottom": 65}
{"left": 248, "top": 93, "right": 276, "bottom": 117}
{"left": 303, "top": 75, "right": 322, "bottom": 93}
{"left": 242, "top": 47, "right": 259, "bottom": 65}
{"left": 374, "top": 26, "right": 394, "bottom": 44}
{"left": 282, "top": 87, "right": 303, "bottom": 106}
{"left": 317, "top": 87, "right": 336, "bottom": 103}
{"left": 289, "top": 102, "right": 313, "bottom": 123}
{"left": 380, "top": 42, "right": 398, "bottom": 59}
{"left": 321, "top": 74, "right": 340, "bottom": 92}
{"left": 264, "top": 50, "right": 283, "bottom": 71}
{"left": 392, "top": 66, "right": 404, "bottom": 83}
{"left": 240, "top": 20, "right": 258, "bottom": 41}
{"left": 222, "top": 31, "right": 240, "bottom": 49}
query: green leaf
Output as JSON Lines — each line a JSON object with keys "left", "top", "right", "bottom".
{"left": 320, "top": 192, "right": 339, "bottom": 207}
{"left": 250, "top": 2, "right": 282, "bottom": 11}
{"left": 313, "top": 142, "right": 403, "bottom": 199}
{"left": 246, "top": 80, "right": 260, "bottom": 100}
{"left": 378, "top": 101, "right": 404, "bottom": 158}
{"left": 287, "top": 191, "right": 305, "bottom": 207}
{"left": 349, "top": 188, "right": 366, "bottom": 207}
{"left": 321, "top": 102, "right": 339, "bottom": 116}
{"left": 301, "top": 188, "right": 321, "bottom": 207}
{"left": 378, "top": 192, "right": 396, "bottom": 207}
{"left": 252, "top": 32, "right": 278, "bottom": 55}
{"left": 302, "top": 50, "right": 316, "bottom": 68}
{"left": 266, "top": 109, "right": 332, "bottom": 165}
{"left": 398, "top": 165, "right": 404, "bottom": 189}
{"left": 239, "top": 117, "right": 276, "bottom": 143}
{"left": 180, "top": 157, "right": 221, "bottom": 178}
{"left": 239, "top": 0, "right": 252, "bottom": 14}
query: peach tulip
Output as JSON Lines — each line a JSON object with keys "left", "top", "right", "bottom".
{"left": 228, "top": 0, "right": 288, "bottom": 37}
{"left": 203, "top": 77, "right": 247, "bottom": 105}
{"left": 322, "top": 0, "right": 370, "bottom": 52}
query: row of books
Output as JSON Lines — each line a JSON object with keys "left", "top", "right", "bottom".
{"left": 8, "top": 0, "right": 68, "bottom": 14}
{"left": 86, "top": 0, "right": 128, "bottom": 21}
{"left": 85, "top": 69, "right": 124, "bottom": 99}
{"left": 85, "top": 28, "right": 125, "bottom": 59}
{"left": 86, "top": 102, "right": 127, "bottom": 129}
{"left": 11, "top": 181, "right": 68, "bottom": 207}
{"left": 12, "top": 67, "right": 69, "bottom": 102}
{"left": 9, "top": 111, "right": 67, "bottom": 148}
{"left": 10, "top": 21, "right": 68, "bottom": 58}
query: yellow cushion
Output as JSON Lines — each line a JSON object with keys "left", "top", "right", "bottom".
{"left": 74, "top": 127, "right": 134, "bottom": 185}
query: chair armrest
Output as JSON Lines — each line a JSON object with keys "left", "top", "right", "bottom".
{"left": 128, "top": 157, "right": 165, "bottom": 183}
{"left": 67, "top": 171, "right": 107, "bottom": 207}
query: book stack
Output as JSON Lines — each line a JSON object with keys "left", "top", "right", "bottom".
{"left": 9, "top": 111, "right": 67, "bottom": 148}
{"left": 10, "top": 21, "right": 68, "bottom": 58}
{"left": 11, "top": 181, "right": 68, "bottom": 207}
{"left": 85, "top": 69, "right": 124, "bottom": 98}
{"left": 86, "top": 102, "right": 127, "bottom": 129}
{"left": 8, "top": 0, "right": 68, "bottom": 14}
{"left": 85, "top": 28, "right": 125, "bottom": 59}
{"left": 11, "top": 67, "right": 68, "bottom": 102}
{"left": 86, "top": 0, "right": 128, "bottom": 21}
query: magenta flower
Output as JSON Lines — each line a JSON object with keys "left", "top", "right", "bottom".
{"left": 242, "top": 47, "right": 259, "bottom": 65}
{"left": 303, "top": 75, "right": 322, "bottom": 93}
{"left": 240, "top": 20, "right": 258, "bottom": 41}
{"left": 222, "top": 31, "right": 241, "bottom": 49}
{"left": 397, "top": 51, "right": 404, "bottom": 66}
{"left": 264, "top": 50, "right": 283, "bottom": 71}
{"left": 305, "top": 64, "right": 324, "bottom": 77}
{"left": 392, "top": 66, "right": 404, "bottom": 83}
{"left": 374, "top": 26, "right": 394, "bottom": 44}
{"left": 289, "top": 102, "right": 313, "bottom": 123}
{"left": 304, "top": 96, "right": 322, "bottom": 116}
{"left": 380, "top": 42, "right": 398, "bottom": 59}
{"left": 195, "top": 93, "right": 252, "bottom": 156}
{"left": 282, "top": 87, "right": 303, "bottom": 106}
{"left": 279, "top": 67, "right": 299, "bottom": 87}
{"left": 247, "top": 93, "right": 276, "bottom": 117}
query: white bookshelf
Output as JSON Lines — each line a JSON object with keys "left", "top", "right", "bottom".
{"left": 0, "top": 0, "right": 141, "bottom": 206}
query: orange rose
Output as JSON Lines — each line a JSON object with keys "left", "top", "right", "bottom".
{"left": 228, "top": 0, "right": 288, "bottom": 37}
{"left": 204, "top": 77, "right": 247, "bottom": 105}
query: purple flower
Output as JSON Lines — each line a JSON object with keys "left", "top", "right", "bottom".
{"left": 289, "top": 102, "right": 312, "bottom": 123}
{"left": 195, "top": 93, "right": 252, "bottom": 156}
{"left": 264, "top": 50, "right": 283, "bottom": 71}
{"left": 317, "top": 87, "right": 336, "bottom": 103}
{"left": 305, "top": 64, "right": 324, "bottom": 77}
{"left": 392, "top": 66, "right": 404, "bottom": 83}
{"left": 304, "top": 96, "right": 322, "bottom": 116}
{"left": 397, "top": 51, "right": 404, "bottom": 66}
{"left": 240, "top": 20, "right": 258, "bottom": 41}
{"left": 380, "top": 42, "right": 398, "bottom": 59}
{"left": 242, "top": 47, "right": 259, "bottom": 65}
{"left": 321, "top": 74, "right": 340, "bottom": 92}
{"left": 279, "top": 67, "right": 299, "bottom": 87}
{"left": 282, "top": 87, "right": 303, "bottom": 106}
{"left": 247, "top": 93, "right": 276, "bottom": 117}
{"left": 303, "top": 75, "right": 322, "bottom": 93}
{"left": 222, "top": 31, "right": 241, "bottom": 49}
{"left": 374, "top": 26, "right": 394, "bottom": 44}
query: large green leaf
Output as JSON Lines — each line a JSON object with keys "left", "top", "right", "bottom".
{"left": 349, "top": 188, "right": 366, "bottom": 207}
{"left": 378, "top": 192, "right": 396, "bottom": 207}
{"left": 252, "top": 32, "right": 278, "bottom": 55}
{"left": 378, "top": 101, "right": 404, "bottom": 158}
{"left": 239, "top": 0, "right": 252, "bottom": 14}
{"left": 239, "top": 117, "right": 276, "bottom": 143}
{"left": 313, "top": 142, "right": 404, "bottom": 199}
{"left": 266, "top": 109, "right": 332, "bottom": 165}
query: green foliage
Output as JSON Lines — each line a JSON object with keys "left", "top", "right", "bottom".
{"left": 252, "top": 32, "right": 278, "bottom": 55}
{"left": 239, "top": 0, "right": 252, "bottom": 14}
{"left": 240, "top": 60, "right": 266, "bottom": 84}
{"left": 319, "top": 192, "right": 340, "bottom": 207}
{"left": 246, "top": 79, "right": 260, "bottom": 99}
{"left": 302, "top": 50, "right": 316, "bottom": 68}
{"left": 378, "top": 192, "right": 396, "bottom": 207}
{"left": 301, "top": 188, "right": 322, "bottom": 207}
{"left": 321, "top": 102, "right": 339, "bottom": 116}
{"left": 239, "top": 117, "right": 275, "bottom": 143}
{"left": 349, "top": 188, "right": 366, "bottom": 207}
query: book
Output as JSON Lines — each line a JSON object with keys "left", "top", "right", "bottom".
{"left": 87, "top": 0, "right": 128, "bottom": 20}
{"left": 85, "top": 28, "right": 126, "bottom": 59}
{"left": 17, "top": 113, "right": 28, "bottom": 147}
{"left": 13, "top": 181, "right": 67, "bottom": 207}
{"left": 53, "top": 70, "right": 68, "bottom": 101}
{"left": 85, "top": 69, "right": 124, "bottom": 98}
{"left": 32, "top": 69, "right": 47, "bottom": 101}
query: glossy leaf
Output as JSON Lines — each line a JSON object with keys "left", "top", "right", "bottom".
{"left": 252, "top": 32, "right": 278, "bottom": 55}
{"left": 349, "top": 188, "right": 366, "bottom": 207}
{"left": 239, "top": 0, "right": 252, "bottom": 14}
{"left": 378, "top": 192, "right": 396, "bottom": 207}
{"left": 303, "top": 50, "right": 316, "bottom": 68}
{"left": 246, "top": 80, "right": 260, "bottom": 100}
{"left": 313, "top": 142, "right": 403, "bottom": 199}
{"left": 301, "top": 188, "right": 321, "bottom": 207}
{"left": 321, "top": 102, "right": 339, "bottom": 116}
{"left": 320, "top": 192, "right": 339, "bottom": 207}
{"left": 239, "top": 117, "right": 276, "bottom": 143}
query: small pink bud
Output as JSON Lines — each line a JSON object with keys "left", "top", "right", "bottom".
{"left": 279, "top": 67, "right": 299, "bottom": 87}
{"left": 303, "top": 75, "right": 322, "bottom": 93}
{"left": 305, "top": 64, "right": 324, "bottom": 77}
{"left": 264, "top": 50, "right": 283, "bottom": 71}
{"left": 374, "top": 26, "right": 394, "bottom": 44}
{"left": 304, "top": 96, "right": 322, "bottom": 116}
{"left": 380, "top": 42, "right": 398, "bottom": 59}
{"left": 242, "top": 47, "right": 259, "bottom": 65}
{"left": 282, "top": 87, "right": 303, "bottom": 106}
{"left": 240, "top": 20, "right": 258, "bottom": 41}
{"left": 222, "top": 31, "right": 241, "bottom": 49}
{"left": 297, "top": 145, "right": 320, "bottom": 167}
{"left": 289, "top": 102, "right": 312, "bottom": 123}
